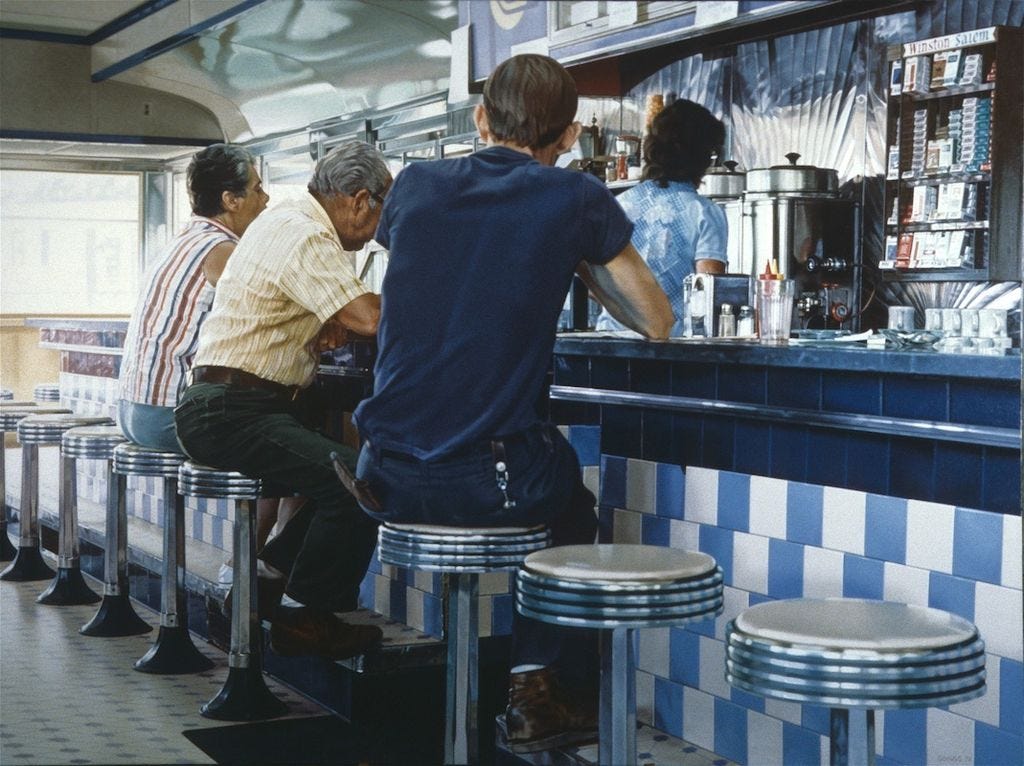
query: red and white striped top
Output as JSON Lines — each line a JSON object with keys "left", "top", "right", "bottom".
{"left": 119, "top": 217, "right": 237, "bottom": 407}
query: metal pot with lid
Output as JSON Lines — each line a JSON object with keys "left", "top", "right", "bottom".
{"left": 702, "top": 160, "right": 746, "bottom": 198}
{"left": 745, "top": 153, "right": 838, "bottom": 195}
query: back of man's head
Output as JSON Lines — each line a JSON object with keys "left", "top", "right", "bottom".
{"left": 308, "top": 141, "right": 391, "bottom": 204}
{"left": 483, "top": 54, "right": 578, "bottom": 150}
{"left": 187, "top": 143, "right": 254, "bottom": 217}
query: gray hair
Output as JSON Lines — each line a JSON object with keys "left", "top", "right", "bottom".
{"left": 308, "top": 141, "right": 391, "bottom": 206}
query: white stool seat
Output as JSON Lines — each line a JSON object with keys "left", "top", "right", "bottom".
{"left": 522, "top": 544, "right": 717, "bottom": 582}
{"left": 178, "top": 463, "right": 262, "bottom": 499}
{"left": 726, "top": 598, "right": 986, "bottom": 710}
{"left": 0, "top": 406, "right": 70, "bottom": 431}
{"left": 379, "top": 522, "right": 550, "bottom": 572}
{"left": 17, "top": 414, "right": 113, "bottom": 444}
{"left": 33, "top": 384, "right": 61, "bottom": 402}
{"left": 113, "top": 443, "right": 185, "bottom": 478}
{"left": 61, "top": 426, "right": 126, "bottom": 460}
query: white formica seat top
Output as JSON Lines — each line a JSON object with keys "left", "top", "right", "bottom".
{"left": 733, "top": 598, "right": 979, "bottom": 652}
{"left": 524, "top": 544, "right": 717, "bottom": 583}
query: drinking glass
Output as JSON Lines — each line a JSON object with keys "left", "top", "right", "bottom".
{"left": 756, "top": 278, "right": 795, "bottom": 344}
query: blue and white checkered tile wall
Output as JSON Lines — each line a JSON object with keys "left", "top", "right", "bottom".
{"left": 600, "top": 456, "right": 1022, "bottom": 766}
{"left": 355, "top": 425, "right": 603, "bottom": 638}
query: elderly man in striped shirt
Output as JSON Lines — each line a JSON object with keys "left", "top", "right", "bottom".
{"left": 174, "top": 141, "right": 390, "bottom": 659}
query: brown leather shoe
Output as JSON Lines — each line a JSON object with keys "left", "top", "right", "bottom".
{"left": 505, "top": 668, "right": 598, "bottom": 753}
{"left": 270, "top": 606, "right": 383, "bottom": 660}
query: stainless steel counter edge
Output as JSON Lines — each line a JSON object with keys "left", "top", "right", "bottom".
{"left": 549, "top": 385, "right": 1020, "bottom": 450}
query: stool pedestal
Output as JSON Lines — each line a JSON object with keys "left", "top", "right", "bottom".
{"left": 38, "top": 424, "right": 121, "bottom": 605}
{"left": 124, "top": 444, "right": 213, "bottom": 673}
{"left": 80, "top": 467, "right": 151, "bottom": 636}
{"left": 379, "top": 522, "right": 551, "bottom": 765}
{"left": 517, "top": 544, "right": 723, "bottom": 766}
{"left": 179, "top": 461, "right": 285, "bottom": 720}
{"left": 0, "top": 405, "right": 40, "bottom": 562}
{"left": 725, "top": 598, "right": 986, "bottom": 766}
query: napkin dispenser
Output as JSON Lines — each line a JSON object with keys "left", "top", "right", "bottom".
{"left": 684, "top": 273, "right": 754, "bottom": 338}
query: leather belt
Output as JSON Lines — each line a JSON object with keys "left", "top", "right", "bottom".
{"left": 190, "top": 365, "right": 300, "bottom": 401}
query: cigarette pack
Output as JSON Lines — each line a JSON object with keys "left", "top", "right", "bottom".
{"left": 929, "top": 52, "right": 948, "bottom": 90}
{"left": 890, "top": 59, "right": 903, "bottom": 95}
{"left": 896, "top": 233, "right": 914, "bottom": 268}
{"left": 941, "top": 50, "right": 962, "bottom": 87}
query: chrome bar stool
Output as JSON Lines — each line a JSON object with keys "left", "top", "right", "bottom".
{"left": 38, "top": 424, "right": 125, "bottom": 605}
{"left": 178, "top": 461, "right": 285, "bottom": 720}
{"left": 33, "top": 384, "right": 61, "bottom": 403}
{"left": 379, "top": 522, "right": 551, "bottom": 765}
{"left": 0, "top": 402, "right": 43, "bottom": 562}
{"left": 1, "top": 389, "right": 13, "bottom": 400}
{"left": 0, "top": 411, "right": 105, "bottom": 582}
{"left": 726, "top": 598, "right": 986, "bottom": 766}
{"left": 115, "top": 444, "right": 214, "bottom": 673}
{"left": 516, "top": 544, "right": 724, "bottom": 766}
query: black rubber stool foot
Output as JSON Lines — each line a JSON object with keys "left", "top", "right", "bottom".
{"left": 135, "top": 626, "right": 215, "bottom": 674}
{"left": 0, "top": 546, "right": 56, "bottom": 581}
{"left": 0, "top": 530, "right": 16, "bottom": 561}
{"left": 37, "top": 567, "right": 101, "bottom": 605}
{"left": 200, "top": 665, "right": 288, "bottom": 721}
{"left": 80, "top": 594, "right": 153, "bottom": 636}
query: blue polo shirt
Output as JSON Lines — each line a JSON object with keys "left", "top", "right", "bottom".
{"left": 353, "top": 146, "right": 633, "bottom": 459}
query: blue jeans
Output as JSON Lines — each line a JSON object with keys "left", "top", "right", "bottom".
{"left": 118, "top": 399, "right": 182, "bottom": 453}
{"left": 356, "top": 422, "right": 598, "bottom": 676}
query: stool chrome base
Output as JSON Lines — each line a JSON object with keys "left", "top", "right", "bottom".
{"left": 0, "top": 545, "right": 56, "bottom": 581}
{"left": 200, "top": 666, "right": 287, "bottom": 721}
{"left": 135, "top": 626, "right": 215, "bottom": 674}
{"left": 0, "top": 521, "right": 16, "bottom": 561}
{"left": 80, "top": 594, "right": 152, "bottom": 636}
{"left": 36, "top": 566, "right": 101, "bottom": 605}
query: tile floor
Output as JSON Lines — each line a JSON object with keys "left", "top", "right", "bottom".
{"left": 0, "top": 575, "right": 323, "bottom": 765}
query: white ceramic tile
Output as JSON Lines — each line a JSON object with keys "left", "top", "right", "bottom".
{"left": 950, "top": 653, "right": 1000, "bottom": 726}
{"left": 684, "top": 467, "right": 719, "bottom": 526}
{"left": 638, "top": 627, "right": 670, "bottom": 677}
{"left": 405, "top": 587, "right": 424, "bottom": 632}
{"left": 698, "top": 636, "right": 730, "bottom": 699}
{"left": 748, "top": 475, "right": 789, "bottom": 540}
{"left": 731, "top": 532, "right": 769, "bottom": 593}
{"left": 1002, "top": 514, "right": 1022, "bottom": 590}
{"left": 478, "top": 595, "right": 492, "bottom": 638}
{"left": 974, "top": 581, "right": 1023, "bottom": 661}
{"left": 626, "top": 458, "right": 658, "bottom": 515}
{"left": 478, "top": 570, "right": 511, "bottom": 595}
{"left": 373, "top": 574, "right": 390, "bottom": 615}
{"left": 764, "top": 697, "right": 802, "bottom": 725}
{"left": 715, "top": 586, "right": 751, "bottom": 641}
{"left": 413, "top": 569, "right": 434, "bottom": 593}
{"left": 613, "top": 508, "right": 643, "bottom": 544}
{"left": 682, "top": 686, "right": 716, "bottom": 752}
{"left": 821, "top": 486, "right": 866, "bottom": 555}
{"left": 803, "top": 546, "right": 845, "bottom": 599}
{"left": 905, "top": 500, "right": 954, "bottom": 573}
{"left": 746, "top": 710, "right": 784, "bottom": 766}
{"left": 635, "top": 669, "right": 655, "bottom": 726}
{"left": 670, "top": 519, "right": 701, "bottom": 552}
{"left": 882, "top": 562, "right": 931, "bottom": 607}
{"left": 582, "top": 465, "right": 600, "bottom": 505}
{"left": 926, "top": 709, "right": 974, "bottom": 766}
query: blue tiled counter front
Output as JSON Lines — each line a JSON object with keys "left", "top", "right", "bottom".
{"left": 550, "top": 336, "right": 1021, "bottom": 514}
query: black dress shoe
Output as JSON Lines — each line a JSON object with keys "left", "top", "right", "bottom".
{"left": 505, "top": 667, "right": 598, "bottom": 753}
{"left": 224, "top": 575, "right": 286, "bottom": 621}
{"left": 270, "top": 606, "right": 383, "bottom": 660}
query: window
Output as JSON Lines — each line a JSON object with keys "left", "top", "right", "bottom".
{"left": 0, "top": 170, "right": 141, "bottom": 314}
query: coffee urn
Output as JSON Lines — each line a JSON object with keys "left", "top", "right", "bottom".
{"left": 741, "top": 153, "right": 861, "bottom": 330}
{"left": 701, "top": 160, "right": 746, "bottom": 274}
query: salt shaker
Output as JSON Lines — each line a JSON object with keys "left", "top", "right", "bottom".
{"left": 718, "top": 304, "right": 736, "bottom": 337}
{"left": 737, "top": 305, "right": 755, "bottom": 336}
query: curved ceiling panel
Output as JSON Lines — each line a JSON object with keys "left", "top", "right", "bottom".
{"left": 112, "top": 0, "right": 458, "bottom": 141}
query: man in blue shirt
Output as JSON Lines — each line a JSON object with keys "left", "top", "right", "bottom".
{"left": 352, "top": 54, "right": 672, "bottom": 753}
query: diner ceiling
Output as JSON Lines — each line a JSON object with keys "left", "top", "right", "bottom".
{"left": 0, "top": 0, "right": 458, "bottom": 160}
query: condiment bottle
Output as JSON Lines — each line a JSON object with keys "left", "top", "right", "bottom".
{"left": 737, "top": 305, "right": 755, "bottom": 336}
{"left": 718, "top": 304, "right": 736, "bottom": 337}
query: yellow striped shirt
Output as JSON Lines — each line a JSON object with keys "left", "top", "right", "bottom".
{"left": 194, "top": 193, "right": 370, "bottom": 386}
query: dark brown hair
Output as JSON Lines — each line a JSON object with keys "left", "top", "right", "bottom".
{"left": 483, "top": 54, "right": 578, "bottom": 150}
{"left": 642, "top": 99, "right": 725, "bottom": 187}
{"left": 187, "top": 143, "right": 255, "bottom": 217}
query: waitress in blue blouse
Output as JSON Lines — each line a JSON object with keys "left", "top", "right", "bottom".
{"left": 596, "top": 99, "right": 728, "bottom": 336}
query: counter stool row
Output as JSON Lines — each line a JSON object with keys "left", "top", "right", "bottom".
{"left": 0, "top": 409, "right": 988, "bottom": 765}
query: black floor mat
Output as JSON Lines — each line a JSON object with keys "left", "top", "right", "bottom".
{"left": 182, "top": 714, "right": 442, "bottom": 765}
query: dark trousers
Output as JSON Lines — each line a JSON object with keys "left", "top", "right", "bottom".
{"left": 356, "top": 422, "right": 598, "bottom": 680}
{"left": 174, "top": 382, "right": 379, "bottom": 612}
